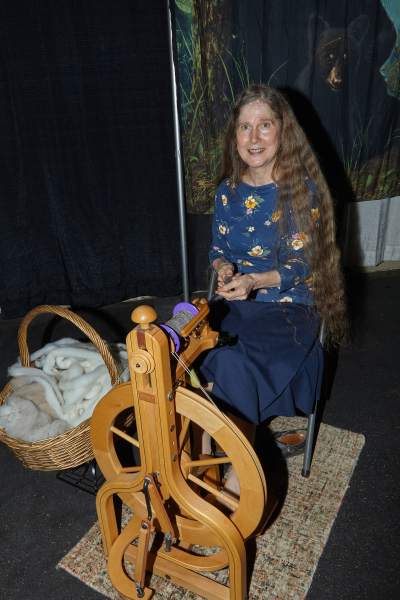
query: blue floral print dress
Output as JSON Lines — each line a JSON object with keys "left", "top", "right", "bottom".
{"left": 198, "top": 179, "right": 324, "bottom": 425}
{"left": 209, "top": 179, "right": 319, "bottom": 304}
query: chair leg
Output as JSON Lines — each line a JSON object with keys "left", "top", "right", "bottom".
{"left": 301, "top": 403, "right": 317, "bottom": 478}
{"left": 207, "top": 271, "right": 217, "bottom": 302}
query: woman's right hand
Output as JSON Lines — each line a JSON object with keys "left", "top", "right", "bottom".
{"left": 212, "top": 259, "right": 235, "bottom": 288}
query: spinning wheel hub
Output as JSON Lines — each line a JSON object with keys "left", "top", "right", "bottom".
{"left": 129, "top": 350, "right": 155, "bottom": 374}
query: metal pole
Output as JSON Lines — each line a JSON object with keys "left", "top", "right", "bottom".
{"left": 166, "top": 0, "right": 190, "bottom": 302}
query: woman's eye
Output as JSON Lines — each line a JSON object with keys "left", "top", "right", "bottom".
{"left": 261, "top": 123, "right": 270, "bottom": 128}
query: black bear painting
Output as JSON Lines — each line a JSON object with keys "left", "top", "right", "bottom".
{"left": 295, "top": 13, "right": 369, "bottom": 97}
{"left": 294, "top": 8, "right": 397, "bottom": 145}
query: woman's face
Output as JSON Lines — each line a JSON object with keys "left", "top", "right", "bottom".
{"left": 236, "top": 100, "right": 280, "bottom": 178}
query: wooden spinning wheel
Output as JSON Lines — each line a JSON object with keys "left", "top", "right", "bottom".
{"left": 90, "top": 300, "right": 277, "bottom": 600}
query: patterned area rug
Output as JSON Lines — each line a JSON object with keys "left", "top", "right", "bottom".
{"left": 57, "top": 416, "right": 365, "bottom": 600}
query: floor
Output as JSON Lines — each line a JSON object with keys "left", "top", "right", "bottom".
{"left": 0, "top": 270, "right": 399, "bottom": 600}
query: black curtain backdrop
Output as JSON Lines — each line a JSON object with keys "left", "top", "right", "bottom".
{"left": 0, "top": 0, "right": 184, "bottom": 319}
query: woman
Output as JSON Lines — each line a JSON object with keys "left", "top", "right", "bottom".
{"left": 194, "top": 84, "right": 347, "bottom": 504}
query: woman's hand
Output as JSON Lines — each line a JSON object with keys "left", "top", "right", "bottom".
{"left": 216, "top": 273, "right": 255, "bottom": 301}
{"left": 212, "top": 259, "right": 235, "bottom": 288}
{"left": 215, "top": 269, "right": 282, "bottom": 302}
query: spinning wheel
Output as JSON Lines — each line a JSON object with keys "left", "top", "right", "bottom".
{"left": 90, "top": 300, "right": 277, "bottom": 600}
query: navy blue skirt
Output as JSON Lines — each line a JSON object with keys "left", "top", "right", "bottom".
{"left": 197, "top": 300, "right": 323, "bottom": 425}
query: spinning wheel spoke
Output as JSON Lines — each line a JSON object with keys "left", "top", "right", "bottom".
{"left": 110, "top": 425, "right": 140, "bottom": 448}
{"left": 187, "top": 473, "right": 239, "bottom": 509}
{"left": 185, "top": 456, "right": 229, "bottom": 468}
{"left": 178, "top": 416, "right": 191, "bottom": 451}
{"left": 180, "top": 429, "right": 235, "bottom": 512}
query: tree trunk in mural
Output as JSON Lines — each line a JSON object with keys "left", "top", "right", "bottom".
{"left": 183, "top": 0, "right": 232, "bottom": 214}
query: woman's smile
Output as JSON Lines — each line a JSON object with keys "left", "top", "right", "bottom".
{"left": 248, "top": 148, "right": 266, "bottom": 155}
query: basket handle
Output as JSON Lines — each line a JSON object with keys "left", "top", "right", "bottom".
{"left": 17, "top": 305, "right": 120, "bottom": 385}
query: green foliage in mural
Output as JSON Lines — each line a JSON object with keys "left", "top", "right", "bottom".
{"left": 341, "top": 103, "right": 400, "bottom": 201}
{"left": 380, "top": 0, "right": 400, "bottom": 98}
{"left": 175, "top": 2, "right": 193, "bottom": 131}
{"left": 175, "top": 0, "right": 191, "bottom": 13}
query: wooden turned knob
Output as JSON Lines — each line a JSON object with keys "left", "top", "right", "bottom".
{"left": 131, "top": 305, "right": 157, "bottom": 329}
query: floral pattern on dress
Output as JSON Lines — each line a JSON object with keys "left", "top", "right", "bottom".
{"left": 214, "top": 219, "right": 231, "bottom": 242}
{"left": 233, "top": 192, "right": 266, "bottom": 220}
{"left": 292, "top": 239, "right": 304, "bottom": 250}
{"left": 247, "top": 242, "right": 270, "bottom": 257}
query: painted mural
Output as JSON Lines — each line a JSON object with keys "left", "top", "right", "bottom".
{"left": 174, "top": 0, "right": 400, "bottom": 214}
{"left": 380, "top": 0, "right": 400, "bottom": 98}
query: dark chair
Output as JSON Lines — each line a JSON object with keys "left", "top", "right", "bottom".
{"left": 206, "top": 270, "right": 324, "bottom": 478}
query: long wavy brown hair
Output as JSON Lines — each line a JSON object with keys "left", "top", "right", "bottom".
{"left": 219, "top": 84, "right": 347, "bottom": 345}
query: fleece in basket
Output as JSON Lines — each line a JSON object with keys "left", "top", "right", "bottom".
{"left": 0, "top": 338, "right": 129, "bottom": 442}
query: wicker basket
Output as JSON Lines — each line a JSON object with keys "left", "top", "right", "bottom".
{"left": 0, "top": 305, "right": 127, "bottom": 471}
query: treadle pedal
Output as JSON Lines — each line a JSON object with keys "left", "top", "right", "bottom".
{"left": 133, "top": 519, "right": 151, "bottom": 599}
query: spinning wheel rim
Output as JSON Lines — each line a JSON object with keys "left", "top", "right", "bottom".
{"left": 91, "top": 382, "right": 267, "bottom": 543}
{"left": 175, "top": 386, "right": 267, "bottom": 541}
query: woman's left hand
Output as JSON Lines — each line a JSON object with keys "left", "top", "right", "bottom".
{"left": 216, "top": 273, "right": 255, "bottom": 301}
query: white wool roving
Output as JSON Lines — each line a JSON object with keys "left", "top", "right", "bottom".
{"left": 1, "top": 338, "right": 130, "bottom": 441}
{"left": 8, "top": 366, "right": 66, "bottom": 420}
{"left": 0, "top": 396, "right": 69, "bottom": 442}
